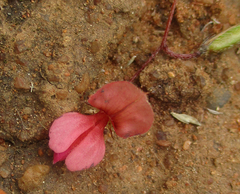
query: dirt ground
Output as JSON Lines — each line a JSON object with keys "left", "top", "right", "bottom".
{"left": 0, "top": 0, "right": 240, "bottom": 193}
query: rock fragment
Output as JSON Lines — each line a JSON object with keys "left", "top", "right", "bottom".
{"left": 206, "top": 88, "right": 231, "bottom": 109}
{"left": 75, "top": 73, "right": 90, "bottom": 94}
{"left": 14, "top": 77, "right": 29, "bottom": 90}
{"left": 183, "top": 140, "right": 192, "bottom": 150}
{"left": 18, "top": 165, "right": 50, "bottom": 192}
{"left": 156, "top": 140, "right": 171, "bottom": 147}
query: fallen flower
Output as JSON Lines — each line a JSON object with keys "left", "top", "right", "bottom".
{"left": 49, "top": 81, "right": 154, "bottom": 171}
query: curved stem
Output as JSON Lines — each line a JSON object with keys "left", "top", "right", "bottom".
{"left": 130, "top": 0, "right": 201, "bottom": 82}
{"left": 129, "top": 0, "right": 177, "bottom": 82}
{"left": 163, "top": 45, "right": 201, "bottom": 59}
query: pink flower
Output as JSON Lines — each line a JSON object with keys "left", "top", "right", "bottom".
{"left": 49, "top": 81, "right": 154, "bottom": 171}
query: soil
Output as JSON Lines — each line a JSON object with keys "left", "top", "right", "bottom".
{"left": 0, "top": 0, "right": 240, "bottom": 193}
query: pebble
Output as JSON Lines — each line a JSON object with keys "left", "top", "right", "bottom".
{"left": 183, "top": 140, "right": 192, "bottom": 150}
{"left": 156, "top": 131, "right": 167, "bottom": 140}
{"left": 156, "top": 140, "right": 171, "bottom": 147}
{"left": 234, "top": 81, "right": 240, "bottom": 91}
{"left": 15, "top": 57, "right": 28, "bottom": 67}
{"left": 18, "top": 165, "right": 50, "bottom": 192}
{"left": 75, "top": 73, "right": 90, "bottom": 94}
{"left": 58, "top": 55, "right": 69, "bottom": 64}
{"left": 98, "top": 184, "right": 108, "bottom": 193}
{"left": 22, "top": 107, "right": 32, "bottom": 115}
{"left": 0, "top": 166, "right": 11, "bottom": 178}
{"left": 14, "top": 77, "right": 29, "bottom": 90}
{"left": 47, "top": 75, "right": 60, "bottom": 83}
{"left": 207, "top": 178, "right": 214, "bottom": 185}
{"left": 183, "top": 60, "right": 196, "bottom": 72}
{"left": 56, "top": 90, "right": 68, "bottom": 100}
{"left": 229, "top": 14, "right": 236, "bottom": 25}
{"left": 38, "top": 148, "right": 44, "bottom": 157}
{"left": 90, "top": 41, "right": 101, "bottom": 54}
{"left": 14, "top": 40, "right": 28, "bottom": 54}
{"left": 22, "top": 115, "right": 29, "bottom": 120}
{"left": 168, "top": 72, "right": 175, "bottom": 78}
{"left": 164, "top": 118, "right": 175, "bottom": 126}
{"left": 192, "top": 134, "right": 198, "bottom": 141}
{"left": 206, "top": 88, "right": 231, "bottom": 109}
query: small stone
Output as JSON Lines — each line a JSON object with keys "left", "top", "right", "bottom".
{"left": 168, "top": 72, "right": 175, "bottom": 78}
{"left": 98, "top": 184, "right": 108, "bottom": 193}
{"left": 22, "top": 107, "right": 32, "bottom": 115}
{"left": 48, "top": 64, "right": 54, "bottom": 70}
{"left": 229, "top": 15, "right": 236, "bottom": 25}
{"left": 196, "top": 76, "right": 206, "bottom": 88}
{"left": 15, "top": 57, "right": 28, "bottom": 67}
{"left": 0, "top": 166, "right": 11, "bottom": 178}
{"left": 90, "top": 41, "right": 101, "bottom": 54}
{"left": 14, "top": 40, "right": 28, "bottom": 54}
{"left": 56, "top": 90, "right": 68, "bottom": 100}
{"left": 137, "top": 166, "right": 142, "bottom": 172}
{"left": 234, "top": 82, "right": 240, "bottom": 91}
{"left": 207, "top": 178, "right": 214, "bottom": 185}
{"left": 18, "top": 165, "right": 50, "bottom": 192}
{"left": 221, "top": 68, "right": 230, "bottom": 82}
{"left": 206, "top": 88, "right": 231, "bottom": 109}
{"left": 75, "top": 73, "right": 90, "bottom": 94}
{"left": 183, "top": 140, "right": 192, "bottom": 150}
{"left": 38, "top": 148, "right": 44, "bottom": 157}
{"left": 192, "top": 134, "right": 198, "bottom": 141}
{"left": 156, "top": 131, "right": 167, "bottom": 140}
{"left": 47, "top": 75, "right": 60, "bottom": 83}
{"left": 14, "top": 77, "right": 29, "bottom": 90}
{"left": 22, "top": 115, "right": 28, "bottom": 120}
{"left": 58, "top": 55, "right": 69, "bottom": 64}
{"left": 183, "top": 61, "right": 196, "bottom": 72}
{"left": 156, "top": 140, "right": 171, "bottom": 147}
{"left": 64, "top": 72, "right": 70, "bottom": 77}
{"left": 164, "top": 118, "right": 175, "bottom": 126}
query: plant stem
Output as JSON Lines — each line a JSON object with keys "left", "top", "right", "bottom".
{"left": 130, "top": 0, "right": 201, "bottom": 82}
{"left": 163, "top": 45, "right": 201, "bottom": 59}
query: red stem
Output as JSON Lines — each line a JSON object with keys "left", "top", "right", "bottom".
{"left": 160, "top": 0, "right": 177, "bottom": 48}
{"left": 163, "top": 45, "right": 201, "bottom": 59}
{"left": 130, "top": 0, "right": 201, "bottom": 82}
{"left": 129, "top": 44, "right": 162, "bottom": 82}
{"left": 129, "top": 0, "right": 177, "bottom": 82}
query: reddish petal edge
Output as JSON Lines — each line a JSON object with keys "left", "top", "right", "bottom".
{"left": 53, "top": 150, "right": 70, "bottom": 164}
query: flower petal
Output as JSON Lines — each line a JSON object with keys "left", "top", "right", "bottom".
{"left": 88, "top": 81, "right": 154, "bottom": 138}
{"left": 111, "top": 92, "right": 154, "bottom": 138}
{"left": 53, "top": 151, "right": 69, "bottom": 164}
{"left": 88, "top": 81, "right": 144, "bottom": 116}
{"left": 65, "top": 116, "right": 108, "bottom": 171}
{"left": 49, "top": 112, "right": 107, "bottom": 153}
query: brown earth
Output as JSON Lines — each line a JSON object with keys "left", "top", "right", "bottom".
{"left": 0, "top": 0, "right": 240, "bottom": 193}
